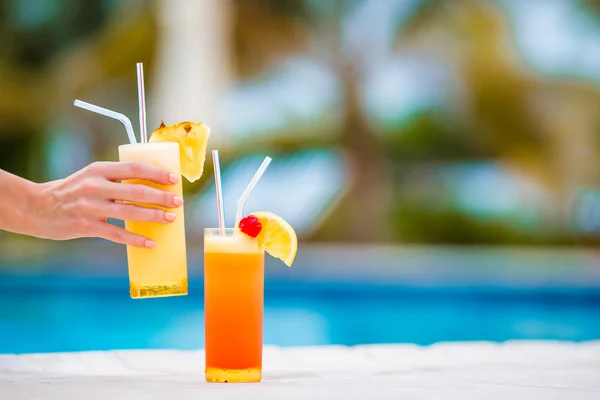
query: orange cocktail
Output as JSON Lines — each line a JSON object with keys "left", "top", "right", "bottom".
{"left": 204, "top": 228, "right": 264, "bottom": 383}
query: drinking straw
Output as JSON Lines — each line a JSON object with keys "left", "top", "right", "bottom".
{"left": 235, "top": 156, "right": 272, "bottom": 226}
{"left": 136, "top": 62, "right": 148, "bottom": 143}
{"left": 74, "top": 100, "right": 137, "bottom": 145}
{"left": 212, "top": 150, "right": 225, "bottom": 235}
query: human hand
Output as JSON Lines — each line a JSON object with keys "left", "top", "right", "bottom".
{"left": 31, "top": 162, "right": 183, "bottom": 248}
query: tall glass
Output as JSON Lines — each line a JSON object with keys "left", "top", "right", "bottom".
{"left": 118, "top": 142, "right": 188, "bottom": 299}
{"left": 204, "top": 228, "right": 264, "bottom": 383}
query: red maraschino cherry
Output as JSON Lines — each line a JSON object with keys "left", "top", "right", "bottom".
{"left": 239, "top": 215, "right": 262, "bottom": 238}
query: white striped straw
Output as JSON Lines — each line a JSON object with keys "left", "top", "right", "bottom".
{"left": 235, "top": 156, "right": 272, "bottom": 226}
{"left": 212, "top": 150, "right": 225, "bottom": 235}
{"left": 74, "top": 100, "right": 137, "bottom": 145}
{"left": 136, "top": 62, "right": 147, "bottom": 143}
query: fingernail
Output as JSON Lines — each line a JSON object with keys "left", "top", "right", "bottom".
{"left": 145, "top": 240, "right": 156, "bottom": 249}
{"left": 169, "top": 173, "right": 179, "bottom": 184}
{"left": 173, "top": 196, "right": 184, "bottom": 207}
{"left": 165, "top": 212, "right": 177, "bottom": 222}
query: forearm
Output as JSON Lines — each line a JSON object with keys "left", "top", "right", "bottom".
{"left": 0, "top": 169, "right": 41, "bottom": 236}
{"left": 0, "top": 162, "right": 180, "bottom": 247}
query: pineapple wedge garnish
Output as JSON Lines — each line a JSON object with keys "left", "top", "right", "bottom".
{"left": 149, "top": 121, "right": 211, "bottom": 182}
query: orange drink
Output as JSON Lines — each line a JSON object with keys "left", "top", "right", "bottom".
{"left": 204, "top": 228, "right": 264, "bottom": 383}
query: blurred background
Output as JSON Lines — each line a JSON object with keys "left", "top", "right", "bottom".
{"left": 1, "top": 0, "right": 600, "bottom": 353}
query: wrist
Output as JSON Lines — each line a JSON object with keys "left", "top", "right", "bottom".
{"left": 14, "top": 180, "right": 42, "bottom": 237}
{"left": 26, "top": 181, "right": 59, "bottom": 239}
{"left": 0, "top": 170, "right": 55, "bottom": 238}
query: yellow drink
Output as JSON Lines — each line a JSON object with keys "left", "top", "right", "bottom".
{"left": 118, "top": 142, "right": 188, "bottom": 299}
{"left": 204, "top": 228, "right": 264, "bottom": 383}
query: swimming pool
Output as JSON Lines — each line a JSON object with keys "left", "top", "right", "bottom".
{"left": 1, "top": 245, "right": 599, "bottom": 353}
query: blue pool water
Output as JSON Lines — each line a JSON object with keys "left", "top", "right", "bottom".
{"left": 1, "top": 273, "right": 600, "bottom": 354}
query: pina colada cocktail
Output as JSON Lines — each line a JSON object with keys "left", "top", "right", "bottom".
{"left": 75, "top": 63, "right": 210, "bottom": 299}
{"left": 119, "top": 142, "right": 187, "bottom": 298}
{"left": 119, "top": 121, "right": 210, "bottom": 299}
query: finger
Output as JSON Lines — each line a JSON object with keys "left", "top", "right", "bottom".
{"left": 107, "top": 203, "right": 177, "bottom": 224}
{"left": 104, "top": 181, "right": 183, "bottom": 208}
{"left": 93, "top": 222, "right": 156, "bottom": 249}
{"left": 92, "top": 161, "right": 179, "bottom": 185}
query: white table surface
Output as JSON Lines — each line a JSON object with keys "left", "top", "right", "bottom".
{"left": 1, "top": 341, "right": 599, "bottom": 399}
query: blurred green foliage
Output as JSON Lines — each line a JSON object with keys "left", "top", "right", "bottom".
{"left": 2, "top": 0, "right": 600, "bottom": 245}
{"left": 382, "top": 113, "right": 482, "bottom": 162}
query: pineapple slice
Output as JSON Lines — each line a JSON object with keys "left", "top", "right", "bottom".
{"left": 149, "top": 121, "right": 211, "bottom": 182}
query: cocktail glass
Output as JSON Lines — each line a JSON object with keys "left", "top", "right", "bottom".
{"left": 118, "top": 142, "right": 188, "bottom": 298}
{"left": 204, "top": 228, "right": 264, "bottom": 383}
